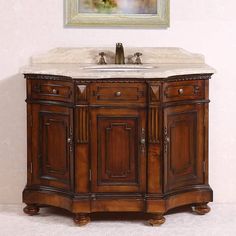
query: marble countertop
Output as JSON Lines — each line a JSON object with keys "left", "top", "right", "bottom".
{"left": 21, "top": 47, "right": 216, "bottom": 79}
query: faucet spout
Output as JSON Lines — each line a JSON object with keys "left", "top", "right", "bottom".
{"left": 115, "top": 43, "right": 125, "bottom": 64}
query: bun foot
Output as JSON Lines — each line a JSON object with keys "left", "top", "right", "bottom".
{"left": 74, "top": 213, "right": 90, "bottom": 226}
{"left": 193, "top": 204, "right": 211, "bottom": 215}
{"left": 148, "top": 214, "right": 166, "bottom": 226}
{"left": 23, "top": 205, "right": 40, "bottom": 216}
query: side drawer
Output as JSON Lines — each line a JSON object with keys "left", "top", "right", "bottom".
{"left": 30, "top": 80, "right": 74, "bottom": 103}
{"left": 90, "top": 83, "right": 146, "bottom": 105}
{"left": 163, "top": 80, "right": 204, "bottom": 102}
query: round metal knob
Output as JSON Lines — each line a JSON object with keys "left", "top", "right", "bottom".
{"left": 52, "top": 89, "right": 58, "bottom": 94}
{"left": 115, "top": 91, "right": 121, "bottom": 97}
{"left": 166, "top": 137, "right": 170, "bottom": 143}
{"left": 67, "top": 138, "right": 72, "bottom": 143}
{"left": 140, "top": 138, "right": 145, "bottom": 144}
{"left": 178, "top": 88, "right": 184, "bottom": 95}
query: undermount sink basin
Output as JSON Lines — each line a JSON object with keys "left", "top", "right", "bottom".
{"left": 83, "top": 65, "right": 155, "bottom": 72}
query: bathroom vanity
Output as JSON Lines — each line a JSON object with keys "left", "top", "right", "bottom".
{"left": 21, "top": 47, "right": 215, "bottom": 226}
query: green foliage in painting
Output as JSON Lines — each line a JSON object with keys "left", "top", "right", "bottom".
{"left": 84, "top": 0, "right": 118, "bottom": 13}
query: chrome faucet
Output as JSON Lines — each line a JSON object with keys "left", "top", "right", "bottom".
{"left": 115, "top": 43, "right": 125, "bottom": 64}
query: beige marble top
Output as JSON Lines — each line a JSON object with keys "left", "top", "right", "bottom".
{"left": 21, "top": 47, "right": 216, "bottom": 79}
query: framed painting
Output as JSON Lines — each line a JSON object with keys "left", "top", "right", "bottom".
{"left": 65, "top": 0, "right": 169, "bottom": 28}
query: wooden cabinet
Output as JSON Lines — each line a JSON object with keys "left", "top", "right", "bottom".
{"left": 23, "top": 75, "right": 213, "bottom": 226}
{"left": 30, "top": 104, "right": 73, "bottom": 190}
{"left": 90, "top": 108, "right": 146, "bottom": 193}
{"left": 163, "top": 104, "right": 204, "bottom": 192}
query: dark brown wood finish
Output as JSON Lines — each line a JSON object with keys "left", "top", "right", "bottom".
{"left": 90, "top": 108, "right": 146, "bottom": 193}
{"left": 30, "top": 104, "right": 73, "bottom": 190}
{"left": 163, "top": 104, "right": 205, "bottom": 192}
{"left": 23, "top": 74, "right": 213, "bottom": 226}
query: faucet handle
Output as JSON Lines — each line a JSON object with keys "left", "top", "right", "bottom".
{"left": 98, "top": 52, "right": 107, "bottom": 65}
{"left": 134, "top": 52, "right": 142, "bottom": 64}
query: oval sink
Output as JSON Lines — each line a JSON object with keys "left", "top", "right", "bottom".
{"left": 83, "top": 65, "right": 155, "bottom": 72}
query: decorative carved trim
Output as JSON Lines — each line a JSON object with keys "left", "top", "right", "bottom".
{"left": 105, "top": 123, "right": 132, "bottom": 178}
{"left": 25, "top": 74, "right": 72, "bottom": 81}
{"left": 149, "top": 85, "right": 160, "bottom": 102}
{"left": 76, "top": 84, "right": 88, "bottom": 103}
{"left": 163, "top": 74, "right": 212, "bottom": 82}
{"left": 25, "top": 73, "right": 212, "bottom": 84}
{"left": 78, "top": 74, "right": 211, "bottom": 84}
{"left": 148, "top": 108, "right": 160, "bottom": 144}
{"left": 140, "top": 128, "right": 146, "bottom": 153}
{"left": 76, "top": 107, "right": 89, "bottom": 143}
{"left": 78, "top": 79, "right": 146, "bottom": 83}
{"left": 38, "top": 111, "right": 70, "bottom": 184}
{"left": 163, "top": 127, "right": 169, "bottom": 153}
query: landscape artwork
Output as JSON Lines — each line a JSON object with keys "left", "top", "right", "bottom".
{"left": 65, "top": 0, "right": 169, "bottom": 27}
{"left": 78, "top": 0, "right": 157, "bottom": 14}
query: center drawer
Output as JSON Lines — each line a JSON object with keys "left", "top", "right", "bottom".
{"left": 90, "top": 83, "right": 146, "bottom": 105}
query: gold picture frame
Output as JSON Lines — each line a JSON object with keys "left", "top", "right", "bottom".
{"left": 65, "top": 0, "right": 169, "bottom": 28}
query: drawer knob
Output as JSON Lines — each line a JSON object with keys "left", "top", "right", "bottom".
{"left": 140, "top": 138, "right": 145, "bottom": 144}
{"left": 115, "top": 91, "right": 121, "bottom": 97}
{"left": 178, "top": 88, "right": 184, "bottom": 95}
{"left": 52, "top": 89, "right": 58, "bottom": 94}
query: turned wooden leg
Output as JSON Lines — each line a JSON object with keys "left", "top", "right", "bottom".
{"left": 193, "top": 203, "right": 211, "bottom": 215}
{"left": 23, "top": 205, "right": 40, "bottom": 216}
{"left": 148, "top": 214, "right": 166, "bottom": 226}
{"left": 74, "top": 213, "right": 90, "bottom": 226}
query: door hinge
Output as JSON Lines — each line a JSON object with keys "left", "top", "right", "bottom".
{"left": 68, "top": 127, "right": 73, "bottom": 152}
{"left": 89, "top": 169, "right": 92, "bottom": 181}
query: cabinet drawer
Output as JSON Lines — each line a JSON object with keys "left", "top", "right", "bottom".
{"left": 163, "top": 80, "right": 204, "bottom": 102}
{"left": 90, "top": 83, "right": 146, "bottom": 105}
{"left": 31, "top": 80, "right": 73, "bottom": 103}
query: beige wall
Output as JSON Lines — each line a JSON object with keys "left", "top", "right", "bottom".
{"left": 0, "top": 0, "right": 236, "bottom": 203}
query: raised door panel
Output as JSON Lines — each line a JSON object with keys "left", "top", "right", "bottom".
{"left": 31, "top": 104, "right": 73, "bottom": 190}
{"left": 164, "top": 104, "right": 204, "bottom": 192}
{"left": 91, "top": 108, "right": 146, "bottom": 193}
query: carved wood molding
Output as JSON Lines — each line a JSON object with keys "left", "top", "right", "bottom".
{"left": 163, "top": 74, "right": 212, "bottom": 82}
{"left": 38, "top": 111, "right": 70, "bottom": 185}
{"left": 76, "top": 107, "right": 89, "bottom": 143}
{"left": 76, "top": 84, "right": 88, "bottom": 103}
{"left": 148, "top": 107, "right": 160, "bottom": 144}
{"left": 105, "top": 123, "right": 132, "bottom": 178}
{"left": 25, "top": 73, "right": 212, "bottom": 84}
{"left": 25, "top": 74, "right": 72, "bottom": 81}
{"left": 149, "top": 85, "right": 160, "bottom": 103}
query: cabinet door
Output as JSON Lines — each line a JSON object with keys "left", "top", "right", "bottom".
{"left": 91, "top": 108, "right": 146, "bottom": 193}
{"left": 164, "top": 104, "right": 204, "bottom": 192}
{"left": 30, "top": 104, "right": 73, "bottom": 190}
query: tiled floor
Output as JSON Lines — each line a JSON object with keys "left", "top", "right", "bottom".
{"left": 0, "top": 203, "right": 235, "bottom": 236}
